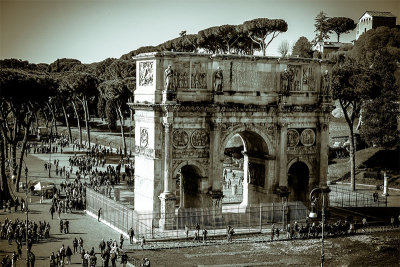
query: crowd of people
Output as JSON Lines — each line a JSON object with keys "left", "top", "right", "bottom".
{"left": 0, "top": 217, "right": 49, "bottom": 266}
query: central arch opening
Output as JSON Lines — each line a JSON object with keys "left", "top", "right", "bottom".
{"left": 222, "top": 130, "right": 269, "bottom": 206}
{"left": 178, "top": 165, "right": 203, "bottom": 208}
{"left": 287, "top": 161, "right": 309, "bottom": 203}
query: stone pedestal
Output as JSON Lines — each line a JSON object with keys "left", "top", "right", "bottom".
{"left": 159, "top": 192, "right": 176, "bottom": 230}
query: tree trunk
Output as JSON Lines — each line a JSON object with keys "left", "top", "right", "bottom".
{"left": 53, "top": 105, "right": 58, "bottom": 135}
{"left": 340, "top": 100, "right": 357, "bottom": 191}
{"left": 337, "top": 33, "right": 340, "bottom": 43}
{"left": 15, "top": 123, "right": 30, "bottom": 192}
{"left": 0, "top": 131, "right": 12, "bottom": 208}
{"left": 11, "top": 142, "right": 17, "bottom": 176}
{"left": 84, "top": 98, "right": 90, "bottom": 149}
{"left": 72, "top": 101, "right": 82, "bottom": 147}
{"left": 349, "top": 127, "right": 356, "bottom": 191}
{"left": 116, "top": 106, "right": 127, "bottom": 157}
{"left": 62, "top": 104, "right": 73, "bottom": 143}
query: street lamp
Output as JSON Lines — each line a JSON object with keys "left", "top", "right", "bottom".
{"left": 309, "top": 186, "right": 331, "bottom": 267}
{"left": 24, "top": 166, "right": 29, "bottom": 267}
{"left": 277, "top": 186, "right": 290, "bottom": 231}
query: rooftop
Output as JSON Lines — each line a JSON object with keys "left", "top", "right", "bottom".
{"left": 361, "top": 11, "right": 396, "bottom": 19}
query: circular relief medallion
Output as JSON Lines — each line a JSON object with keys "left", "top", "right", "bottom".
{"left": 287, "top": 129, "right": 300, "bottom": 147}
{"left": 140, "top": 128, "right": 149, "bottom": 148}
{"left": 301, "top": 129, "right": 316, "bottom": 147}
{"left": 191, "top": 129, "right": 209, "bottom": 148}
{"left": 172, "top": 129, "right": 189, "bottom": 148}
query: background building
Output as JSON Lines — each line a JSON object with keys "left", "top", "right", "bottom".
{"left": 356, "top": 11, "right": 397, "bottom": 40}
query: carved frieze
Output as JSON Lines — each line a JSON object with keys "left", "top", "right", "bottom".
{"left": 134, "top": 145, "right": 161, "bottom": 159}
{"left": 140, "top": 128, "right": 149, "bottom": 148}
{"left": 191, "top": 129, "right": 209, "bottom": 148}
{"left": 139, "top": 61, "right": 154, "bottom": 86}
{"left": 301, "top": 128, "right": 316, "bottom": 146}
{"left": 172, "top": 148, "right": 209, "bottom": 159}
{"left": 287, "top": 129, "right": 300, "bottom": 147}
{"left": 287, "top": 146, "right": 317, "bottom": 154}
{"left": 172, "top": 129, "right": 189, "bottom": 148}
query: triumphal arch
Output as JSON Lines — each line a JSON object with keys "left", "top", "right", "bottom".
{"left": 130, "top": 52, "right": 333, "bottom": 229}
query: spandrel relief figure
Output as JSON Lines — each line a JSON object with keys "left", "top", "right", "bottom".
{"left": 213, "top": 67, "right": 223, "bottom": 92}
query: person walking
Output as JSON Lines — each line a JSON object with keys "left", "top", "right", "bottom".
{"left": 28, "top": 251, "right": 35, "bottom": 267}
{"left": 99, "top": 239, "right": 106, "bottom": 254}
{"left": 119, "top": 234, "right": 124, "bottom": 249}
{"left": 270, "top": 224, "right": 275, "bottom": 241}
{"left": 185, "top": 225, "right": 189, "bottom": 239}
{"left": 202, "top": 228, "right": 208, "bottom": 243}
{"left": 128, "top": 227, "right": 135, "bottom": 244}
{"left": 49, "top": 205, "right": 55, "bottom": 220}
{"left": 140, "top": 236, "right": 145, "bottom": 249}
{"left": 98, "top": 208, "right": 102, "bottom": 222}
{"left": 73, "top": 237, "right": 78, "bottom": 254}
{"left": 65, "top": 246, "right": 73, "bottom": 265}
{"left": 49, "top": 252, "right": 56, "bottom": 267}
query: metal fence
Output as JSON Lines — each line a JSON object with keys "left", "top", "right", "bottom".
{"left": 329, "top": 185, "right": 387, "bottom": 207}
{"left": 86, "top": 188, "right": 137, "bottom": 233}
{"left": 86, "top": 188, "right": 309, "bottom": 240}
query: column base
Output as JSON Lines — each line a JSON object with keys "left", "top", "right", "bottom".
{"left": 159, "top": 192, "right": 176, "bottom": 230}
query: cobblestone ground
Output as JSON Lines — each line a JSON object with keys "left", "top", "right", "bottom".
{"left": 1, "top": 143, "right": 399, "bottom": 266}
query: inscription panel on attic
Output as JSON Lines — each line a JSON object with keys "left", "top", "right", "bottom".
{"left": 231, "top": 62, "right": 276, "bottom": 91}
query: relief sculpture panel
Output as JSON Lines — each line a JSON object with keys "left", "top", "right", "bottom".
{"left": 191, "top": 62, "right": 207, "bottom": 89}
{"left": 287, "top": 129, "right": 300, "bottom": 147}
{"left": 288, "top": 65, "right": 302, "bottom": 91}
{"left": 191, "top": 129, "right": 209, "bottom": 148}
{"left": 139, "top": 61, "right": 154, "bottom": 86}
{"left": 300, "top": 128, "right": 316, "bottom": 146}
{"left": 172, "top": 129, "right": 189, "bottom": 148}
{"left": 302, "top": 66, "right": 316, "bottom": 91}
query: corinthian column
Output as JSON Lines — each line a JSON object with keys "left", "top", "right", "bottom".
{"left": 163, "top": 122, "right": 172, "bottom": 194}
{"left": 159, "top": 121, "right": 176, "bottom": 230}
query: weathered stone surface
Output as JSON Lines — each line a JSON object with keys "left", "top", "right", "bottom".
{"left": 130, "top": 52, "right": 334, "bottom": 229}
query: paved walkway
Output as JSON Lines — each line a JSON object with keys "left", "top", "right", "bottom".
{"left": 0, "top": 148, "right": 141, "bottom": 266}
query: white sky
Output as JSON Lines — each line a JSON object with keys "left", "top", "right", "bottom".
{"left": 1, "top": 0, "right": 399, "bottom": 64}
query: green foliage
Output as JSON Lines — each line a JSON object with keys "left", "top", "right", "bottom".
{"left": 291, "top": 36, "right": 312, "bottom": 58}
{"left": 60, "top": 72, "right": 99, "bottom": 99}
{"left": 359, "top": 50, "right": 400, "bottom": 147}
{"left": 97, "top": 96, "right": 106, "bottom": 120}
{"left": 314, "top": 11, "right": 331, "bottom": 43}
{"left": 105, "top": 100, "right": 117, "bottom": 131}
{"left": 159, "top": 34, "right": 198, "bottom": 52}
{"left": 119, "top": 46, "right": 161, "bottom": 60}
{"left": 352, "top": 27, "right": 400, "bottom": 65}
{"left": 0, "top": 68, "right": 57, "bottom": 109}
{"left": 48, "top": 58, "right": 82, "bottom": 72}
{"left": 327, "top": 17, "right": 356, "bottom": 42}
{"left": 277, "top": 40, "right": 290, "bottom": 57}
{"left": 242, "top": 18, "right": 288, "bottom": 56}
{"left": 197, "top": 26, "right": 221, "bottom": 53}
